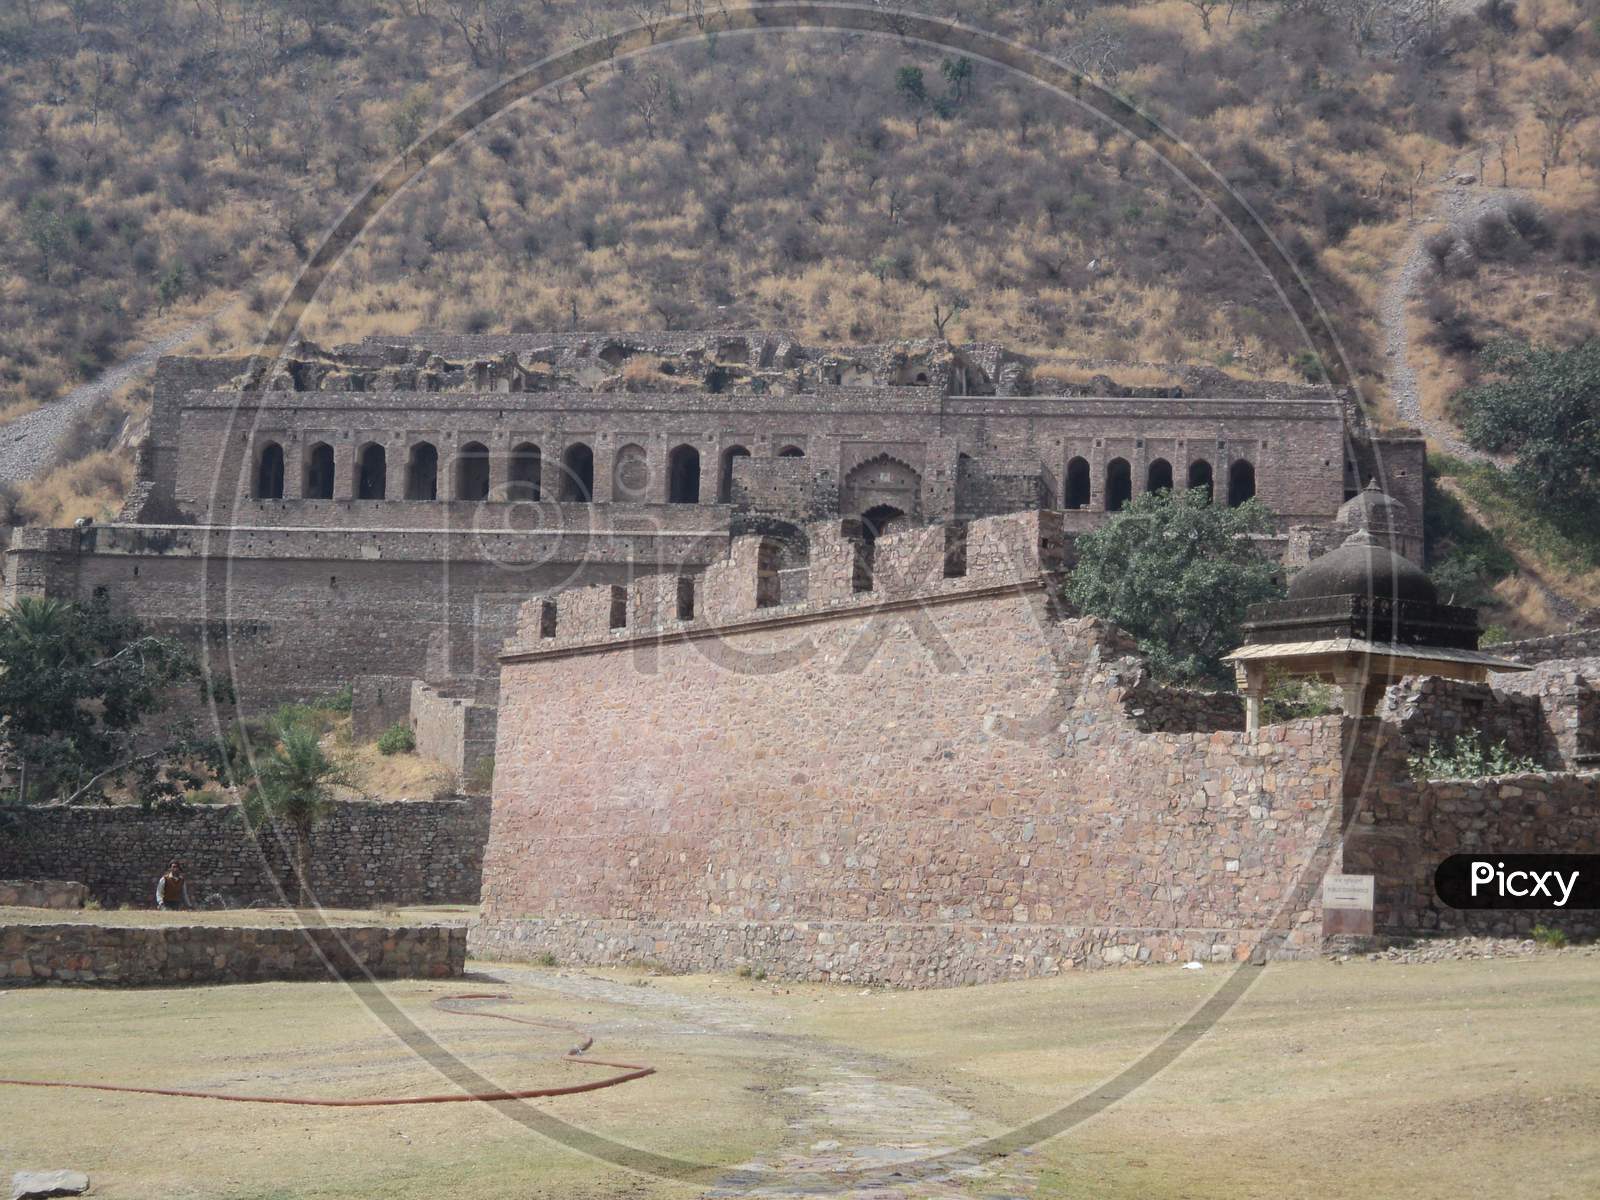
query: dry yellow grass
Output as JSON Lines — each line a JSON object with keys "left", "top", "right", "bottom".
{"left": 16, "top": 450, "right": 132, "bottom": 526}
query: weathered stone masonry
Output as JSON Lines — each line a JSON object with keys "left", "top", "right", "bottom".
{"left": 0, "top": 797, "right": 490, "bottom": 909}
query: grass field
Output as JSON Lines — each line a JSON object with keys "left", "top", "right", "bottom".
{"left": 3, "top": 952, "right": 1597, "bottom": 1199}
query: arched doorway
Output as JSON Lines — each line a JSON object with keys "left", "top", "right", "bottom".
{"left": 455, "top": 442, "right": 490, "bottom": 501}
{"left": 850, "top": 503, "right": 905, "bottom": 593}
{"left": 842, "top": 454, "right": 922, "bottom": 523}
{"left": 405, "top": 442, "right": 438, "bottom": 500}
{"left": 561, "top": 443, "right": 594, "bottom": 501}
{"left": 1228, "top": 460, "right": 1256, "bottom": 507}
{"left": 668, "top": 444, "right": 701, "bottom": 503}
{"left": 1187, "top": 459, "right": 1214, "bottom": 501}
{"left": 509, "top": 442, "right": 541, "bottom": 500}
{"left": 304, "top": 442, "right": 335, "bottom": 499}
{"left": 356, "top": 443, "right": 386, "bottom": 499}
{"left": 1104, "top": 458, "right": 1132, "bottom": 512}
{"left": 1065, "top": 457, "right": 1090, "bottom": 509}
{"left": 1147, "top": 458, "right": 1173, "bottom": 493}
{"left": 255, "top": 442, "right": 284, "bottom": 500}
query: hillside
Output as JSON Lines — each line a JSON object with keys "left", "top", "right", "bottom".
{"left": 0, "top": 0, "right": 1596, "bottom": 625}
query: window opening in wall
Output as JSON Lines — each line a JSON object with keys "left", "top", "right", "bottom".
{"left": 357, "top": 443, "right": 386, "bottom": 499}
{"left": 509, "top": 443, "right": 541, "bottom": 501}
{"left": 256, "top": 442, "right": 285, "bottom": 500}
{"left": 943, "top": 521, "right": 968, "bottom": 578}
{"left": 1228, "top": 459, "right": 1256, "bottom": 507}
{"left": 668, "top": 444, "right": 701, "bottom": 503}
{"left": 539, "top": 600, "right": 557, "bottom": 639}
{"left": 778, "top": 445, "right": 805, "bottom": 458}
{"left": 1065, "top": 457, "right": 1090, "bottom": 509}
{"left": 1187, "top": 459, "right": 1214, "bottom": 502}
{"left": 304, "top": 442, "right": 335, "bottom": 500}
{"left": 405, "top": 443, "right": 438, "bottom": 501}
{"left": 456, "top": 442, "right": 490, "bottom": 501}
{"left": 609, "top": 585, "right": 627, "bottom": 630}
{"left": 676, "top": 576, "right": 696, "bottom": 621}
{"left": 560, "top": 443, "right": 594, "bottom": 501}
{"left": 1147, "top": 458, "right": 1173, "bottom": 493}
{"left": 1104, "top": 457, "right": 1132, "bottom": 512}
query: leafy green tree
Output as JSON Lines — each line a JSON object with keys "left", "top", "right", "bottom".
{"left": 243, "top": 720, "right": 342, "bottom": 906}
{"left": 1064, "top": 488, "right": 1283, "bottom": 687}
{"left": 0, "top": 594, "right": 222, "bottom": 804}
{"left": 1461, "top": 338, "right": 1600, "bottom": 525}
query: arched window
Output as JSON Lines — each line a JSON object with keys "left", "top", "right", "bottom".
{"left": 1228, "top": 459, "right": 1256, "bottom": 507}
{"left": 849, "top": 504, "right": 904, "bottom": 593}
{"left": 356, "top": 443, "right": 386, "bottom": 500}
{"left": 509, "top": 442, "right": 541, "bottom": 501}
{"left": 560, "top": 442, "right": 594, "bottom": 501}
{"left": 1104, "top": 458, "right": 1132, "bottom": 512}
{"left": 668, "top": 444, "right": 701, "bottom": 503}
{"left": 255, "top": 442, "right": 284, "bottom": 500}
{"left": 455, "top": 441, "right": 490, "bottom": 501}
{"left": 777, "top": 445, "right": 805, "bottom": 458}
{"left": 303, "top": 442, "right": 335, "bottom": 500}
{"left": 1187, "top": 459, "right": 1214, "bottom": 501}
{"left": 719, "top": 445, "right": 750, "bottom": 504}
{"left": 405, "top": 442, "right": 438, "bottom": 500}
{"left": 1147, "top": 458, "right": 1173, "bottom": 493}
{"left": 612, "top": 443, "right": 649, "bottom": 501}
{"left": 1065, "top": 457, "right": 1091, "bottom": 509}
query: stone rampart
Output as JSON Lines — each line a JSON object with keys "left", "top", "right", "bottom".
{"left": 1, "top": 922, "right": 465, "bottom": 986}
{"left": 410, "top": 681, "right": 496, "bottom": 780}
{"left": 0, "top": 797, "right": 490, "bottom": 908}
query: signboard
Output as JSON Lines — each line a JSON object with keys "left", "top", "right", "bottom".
{"left": 1323, "top": 874, "right": 1375, "bottom": 909}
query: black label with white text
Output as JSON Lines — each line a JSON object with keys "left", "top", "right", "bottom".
{"left": 1435, "top": 854, "right": 1600, "bottom": 910}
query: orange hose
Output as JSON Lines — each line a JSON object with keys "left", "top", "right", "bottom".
{"left": 0, "top": 992, "right": 656, "bottom": 1106}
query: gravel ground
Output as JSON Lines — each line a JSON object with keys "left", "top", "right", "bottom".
{"left": 0, "top": 313, "right": 219, "bottom": 486}
{"left": 1333, "top": 934, "right": 1596, "bottom": 965}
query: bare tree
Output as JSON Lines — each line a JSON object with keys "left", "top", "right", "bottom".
{"left": 1182, "top": 0, "right": 1224, "bottom": 34}
{"left": 932, "top": 296, "right": 967, "bottom": 343}
{"left": 1531, "top": 65, "right": 1590, "bottom": 169}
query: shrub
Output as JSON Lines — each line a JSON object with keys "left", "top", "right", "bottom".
{"left": 1531, "top": 924, "right": 1568, "bottom": 949}
{"left": 376, "top": 722, "right": 416, "bottom": 756}
{"left": 1408, "top": 731, "right": 1539, "bottom": 780}
{"left": 1505, "top": 199, "right": 1549, "bottom": 246}
{"left": 534, "top": 951, "right": 557, "bottom": 967}
{"left": 320, "top": 683, "right": 353, "bottom": 714}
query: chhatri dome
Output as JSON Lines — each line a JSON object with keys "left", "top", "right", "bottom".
{"left": 1225, "top": 528, "right": 1527, "bottom": 731}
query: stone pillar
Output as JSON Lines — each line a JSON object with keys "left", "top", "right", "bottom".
{"left": 335, "top": 440, "right": 358, "bottom": 500}
{"left": 592, "top": 440, "right": 615, "bottom": 504}
{"left": 488, "top": 439, "right": 510, "bottom": 502}
{"left": 284, "top": 439, "right": 304, "bottom": 501}
{"left": 1235, "top": 662, "right": 1267, "bottom": 734}
{"left": 1333, "top": 665, "right": 1366, "bottom": 718}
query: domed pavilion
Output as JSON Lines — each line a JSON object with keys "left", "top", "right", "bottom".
{"left": 1225, "top": 530, "right": 1530, "bottom": 732}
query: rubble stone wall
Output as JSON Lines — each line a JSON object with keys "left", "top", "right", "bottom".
{"left": 0, "top": 922, "right": 466, "bottom": 986}
{"left": 0, "top": 797, "right": 490, "bottom": 908}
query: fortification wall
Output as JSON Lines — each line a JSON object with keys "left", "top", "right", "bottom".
{"left": 0, "top": 797, "right": 490, "bottom": 908}
{"left": 479, "top": 515, "right": 1341, "bottom": 984}
{"left": 410, "top": 681, "right": 496, "bottom": 779}
{"left": 1379, "top": 676, "right": 1556, "bottom": 768}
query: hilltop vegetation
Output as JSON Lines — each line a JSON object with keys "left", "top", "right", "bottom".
{"left": 0, "top": 0, "right": 1597, "bottom": 610}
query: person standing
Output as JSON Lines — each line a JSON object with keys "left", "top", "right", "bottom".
{"left": 155, "top": 860, "right": 190, "bottom": 910}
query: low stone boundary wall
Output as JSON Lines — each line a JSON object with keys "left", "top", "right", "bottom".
{"left": 0, "top": 880, "right": 87, "bottom": 909}
{"left": 469, "top": 916, "right": 1299, "bottom": 987}
{"left": 0, "top": 797, "right": 491, "bottom": 908}
{"left": 1, "top": 923, "right": 466, "bottom": 986}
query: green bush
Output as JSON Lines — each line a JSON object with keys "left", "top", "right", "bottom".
{"left": 1532, "top": 924, "right": 1568, "bottom": 949}
{"left": 1408, "top": 731, "right": 1539, "bottom": 781}
{"left": 376, "top": 722, "right": 416, "bottom": 756}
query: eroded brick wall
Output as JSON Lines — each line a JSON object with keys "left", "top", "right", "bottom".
{"left": 0, "top": 798, "right": 490, "bottom": 908}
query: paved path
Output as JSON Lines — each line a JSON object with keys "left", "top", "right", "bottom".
{"left": 486, "top": 967, "right": 1038, "bottom": 1199}
{"left": 0, "top": 312, "right": 221, "bottom": 485}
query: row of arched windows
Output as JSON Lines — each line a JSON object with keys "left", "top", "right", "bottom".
{"left": 1062, "top": 456, "right": 1256, "bottom": 512}
{"left": 251, "top": 439, "right": 805, "bottom": 502}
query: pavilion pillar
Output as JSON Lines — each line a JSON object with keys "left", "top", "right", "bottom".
{"left": 1235, "top": 663, "right": 1267, "bottom": 734}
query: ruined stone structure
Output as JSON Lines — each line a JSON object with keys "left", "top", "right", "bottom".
{"left": 474, "top": 511, "right": 1600, "bottom": 984}
{"left": 1, "top": 332, "right": 1423, "bottom": 744}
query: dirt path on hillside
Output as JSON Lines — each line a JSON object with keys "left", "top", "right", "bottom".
{"left": 485, "top": 967, "right": 1039, "bottom": 1199}
{"left": 0, "top": 310, "right": 224, "bottom": 486}
{"left": 1379, "top": 172, "right": 1529, "bottom": 462}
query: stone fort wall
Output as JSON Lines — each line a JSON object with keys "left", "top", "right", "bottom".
{"left": 475, "top": 512, "right": 1600, "bottom": 984}
{"left": 0, "top": 797, "right": 491, "bottom": 909}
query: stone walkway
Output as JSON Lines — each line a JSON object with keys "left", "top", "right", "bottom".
{"left": 485, "top": 967, "right": 1039, "bottom": 1199}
